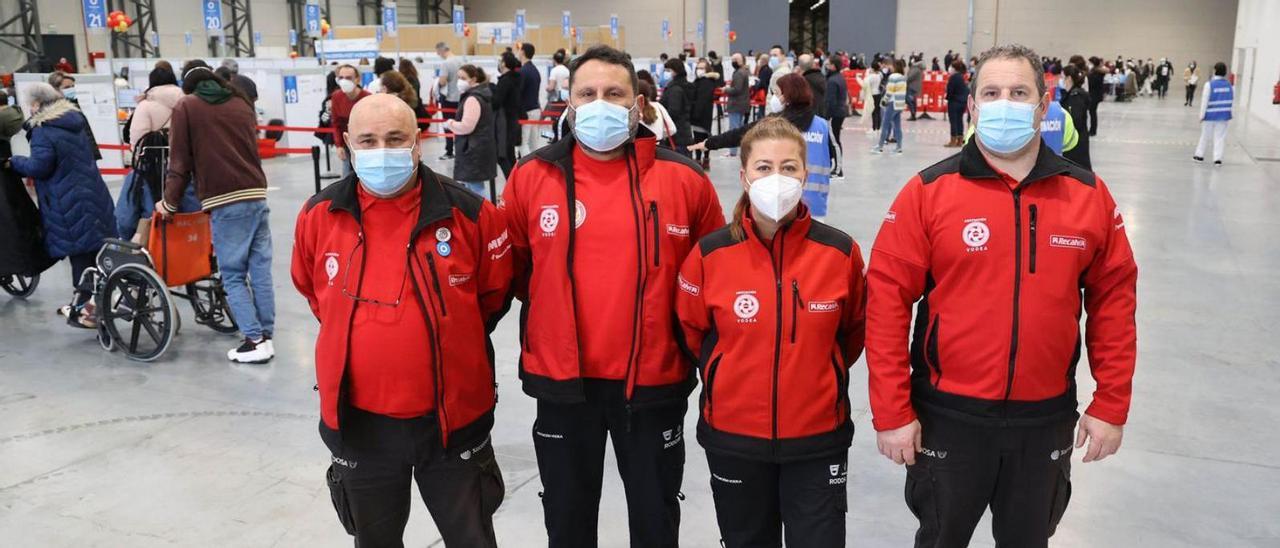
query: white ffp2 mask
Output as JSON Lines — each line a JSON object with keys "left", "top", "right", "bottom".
{"left": 748, "top": 173, "right": 804, "bottom": 221}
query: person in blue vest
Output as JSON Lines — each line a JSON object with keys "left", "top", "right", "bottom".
{"left": 690, "top": 73, "right": 842, "bottom": 220}
{"left": 1194, "top": 62, "right": 1232, "bottom": 166}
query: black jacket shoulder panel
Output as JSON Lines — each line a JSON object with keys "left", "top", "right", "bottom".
{"left": 805, "top": 221, "right": 853, "bottom": 256}
{"left": 1059, "top": 162, "right": 1097, "bottom": 187}
{"left": 437, "top": 175, "right": 485, "bottom": 221}
{"left": 918, "top": 153, "right": 963, "bottom": 184}
{"left": 307, "top": 174, "right": 357, "bottom": 215}
{"left": 698, "top": 226, "right": 740, "bottom": 257}
{"left": 654, "top": 146, "right": 707, "bottom": 176}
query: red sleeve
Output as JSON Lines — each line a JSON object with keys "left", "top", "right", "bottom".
{"left": 1081, "top": 178, "right": 1138, "bottom": 425}
{"left": 500, "top": 163, "right": 532, "bottom": 301}
{"left": 476, "top": 199, "right": 514, "bottom": 328}
{"left": 866, "top": 177, "right": 930, "bottom": 431}
{"left": 674, "top": 247, "right": 710, "bottom": 360}
{"left": 690, "top": 173, "right": 726, "bottom": 241}
{"left": 840, "top": 243, "right": 867, "bottom": 367}
{"left": 291, "top": 204, "right": 320, "bottom": 320}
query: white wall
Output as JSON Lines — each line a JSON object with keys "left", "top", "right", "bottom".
{"left": 1232, "top": 0, "right": 1280, "bottom": 131}
{"left": 466, "top": 0, "right": 731, "bottom": 59}
{"left": 896, "top": 0, "right": 1237, "bottom": 69}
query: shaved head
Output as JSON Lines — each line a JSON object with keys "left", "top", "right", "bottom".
{"left": 345, "top": 94, "right": 422, "bottom": 195}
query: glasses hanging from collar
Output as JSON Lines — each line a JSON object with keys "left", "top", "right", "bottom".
{"left": 341, "top": 236, "right": 410, "bottom": 307}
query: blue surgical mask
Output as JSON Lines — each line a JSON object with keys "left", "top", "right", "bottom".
{"left": 62, "top": 87, "right": 77, "bottom": 101}
{"left": 570, "top": 99, "right": 636, "bottom": 153}
{"left": 975, "top": 99, "right": 1039, "bottom": 154}
{"left": 769, "top": 56, "right": 780, "bottom": 70}
{"left": 352, "top": 145, "right": 417, "bottom": 196}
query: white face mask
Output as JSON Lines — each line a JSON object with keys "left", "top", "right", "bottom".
{"left": 663, "top": 69, "right": 675, "bottom": 82}
{"left": 695, "top": 68, "right": 707, "bottom": 78}
{"left": 748, "top": 173, "right": 804, "bottom": 222}
{"left": 767, "top": 94, "right": 785, "bottom": 114}
{"left": 457, "top": 79, "right": 471, "bottom": 93}
{"left": 337, "top": 78, "right": 356, "bottom": 94}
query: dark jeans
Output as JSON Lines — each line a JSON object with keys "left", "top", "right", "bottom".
{"left": 533, "top": 381, "right": 687, "bottom": 548}
{"left": 872, "top": 95, "right": 884, "bottom": 130}
{"left": 906, "top": 409, "right": 1075, "bottom": 548}
{"left": 706, "top": 450, "right": 848, "bottom": 548}
{"left": 440, "top": 99, "right": 459, "bottom": 155}
{"left": 1087, "top": 97, "right": 1100, "bottom": 135}
{"left": 829, "top": 116, "right": 845, "bottom": 169}
{"left": 948, "top": 103, "right": 967, "bottom": 137}
{"left": 320, "top": 409, "right": 504, "bottom": 548}
{"left": 907, "top": 91, "right": 918, "bottom": 118}
{"left": 69, "top": 250, "right": 97, "bottom": 306}
{"left": 1185, "top": 84, "right": 1196, "bottom": 105}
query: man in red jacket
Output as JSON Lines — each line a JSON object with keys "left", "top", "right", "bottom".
{"left": 502, "top": 45, "right": 724, "bottom": 547}
{"left": 292, "top": 94, "right": 513, "bottom": 547}
{"left": 866, "top": 44, "right": 1138, "bottom": 547}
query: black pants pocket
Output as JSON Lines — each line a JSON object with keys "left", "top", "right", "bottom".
{"left": 1047, "top": 463, "right": 1072, "bottom": 535}
{"left": 326, "top": 464, "right": 357, "bottom": 536}
{"left": 472, "top": 442, "right": 506, "bottom": 516}
{"left": 904, "top": 462, "right": 940, "bottom": 539}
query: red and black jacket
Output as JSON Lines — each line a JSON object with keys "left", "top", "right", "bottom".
{"left": 291, "top": 166, "right": 513, "bottom": 449}
{"left": 676, "top": 208, "right": 866, "bottom": 462}
{"left": 501, "top": 133, "right": 725, "bottom": 405}
{"left": 866, "top": 141, "right": 1138, "bottom": 431}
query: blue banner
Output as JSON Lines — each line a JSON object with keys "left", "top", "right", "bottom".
{"left": 150, "top": 31, "right": 159, "bottom": 47}
{"left": 184, "top": 31, "right": 193, "bottom": 46}
{"left": 610, "top": 14, "right": 619, "bottom": 39}
{"left": 253, "top": 31, "right": 262, "bottom": 45}
{"left": 561, "top": 11, "right": 571, "bottom": 38}
{"left": 289, "top": 29, "right": 297, "bottom": 46}
{"left": 304, "top": 4, "right": 321, "bottom": 35}
{"left": 383, "top": 4, "right": 397, "bottom": 36}
{"left": 203, "top": 0, "right": 223, "bottom": 31}
{"left": 375, "top": 27, "right": 383, "bottom": 43}
{"left": 661, "top": 19, "right": 669, "bottom": 41}
{"left": 283, "top": 76, "right": 299, "bottom": 104}
{"left": 697, "top": 20, "right": 704, "bottom": 41}
{"left": 452, "top": 5, "right": 464, "bottom": 36}
{"left": 515, "top": 10, "right": 526, "bottom": 40}
{"left": 82, "top": 0, "right": 107, "bottom": 30}
{"left": 361, "top": 72, "right": 375, "bottom": 88}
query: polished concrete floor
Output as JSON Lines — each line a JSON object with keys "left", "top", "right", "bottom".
{"left": 3, "top": 96, "right": 1279, "bottom": 547}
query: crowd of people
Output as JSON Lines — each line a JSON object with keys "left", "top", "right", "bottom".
{"left": 13, "top": 35, "right": 1245, "bottom": 548}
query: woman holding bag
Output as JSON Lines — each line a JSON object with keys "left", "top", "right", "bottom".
{"left": 675, "top": 117, "right": 866, "bottom": 548}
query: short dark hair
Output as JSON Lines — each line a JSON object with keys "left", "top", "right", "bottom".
{"left": 975, "top": 44, "right": 1046, "bottom": 97}
{"left": 148, "top": 66, "right": 177, "bottom": 89}
{"left": 500, "top": 51, "right": 522, "bottom": 71}
{"left": 828, "top": 56, "right": 844, "bottom": 71}
{"left": 1063, "top": 65, "right": 1085, "bottom": 88}
{"left": 335, "top": 64, "right": 359, "bottom": 79}
{"left": 521, "top": 43, "right": 536, "bottom": 59}
{"left": 459, "top": 64, "right": 488, "bottom": 84}
{"left": 951, "top": 60, "right": 966, "bottom": 73}
{"left": 568, "top": 44, "right": 639, "bottom": 95}
{"left": 373, "top": 56, "right": 395, "bottom": 75}
{"left": 1213, "top": 62, "right": 1227, "bottom": 77}
{"left": 553, "top": 49, "right": 567, "bottom": 64}
{"left": 663, "top": 59, "right": 686, "bottom": 79}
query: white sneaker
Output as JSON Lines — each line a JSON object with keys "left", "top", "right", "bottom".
{"left": 228, "top": 337, "right": 274, "bottom": 363}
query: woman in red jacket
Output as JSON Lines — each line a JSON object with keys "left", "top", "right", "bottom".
{"left": 675, "top": 117, "right": 866, "bottom": 548}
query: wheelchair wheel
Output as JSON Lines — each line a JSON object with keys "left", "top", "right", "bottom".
{"left": 98, "top": 263, "right": 176, "bottom": 362}
{"left": 1, "top": 273, "right": 39, "bottom": 298}
{"left": 186, "top": 278, "right": 239, "bottom": 334}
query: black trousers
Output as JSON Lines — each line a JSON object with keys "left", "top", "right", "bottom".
{"left": 440, "top": 99, "right": 459, "bottom": 155}
{"left": 706, "top": 450, "right": 848, "bottom": 548}
{"left": 69, "top": 250, "right": 97, "bottom": 306}
{"left": 871, "top": 95, "right": 884, "bottom": 130}
{"left": 829, "top": 115, "right": 845, "bottom": 153}
{"left": 948, "top": 103, "right": 966, "bottom": 138}
{"left": 692, "top": 130, "right": 710, "bottom": 164}
{"left": 905, "top": 409, "right": 1075, "bottom": 548}
{"left": 1185, "top": 84, "right": 1197, "bottom": 105}
{"left": 320, "top": 409, "right": 505, "bottom": 548}
{"left": 1086, "top": 97, "right": 1100, "bottom": 135}
{"left": 533, "top": 382, "right": 687, "bottom": 548}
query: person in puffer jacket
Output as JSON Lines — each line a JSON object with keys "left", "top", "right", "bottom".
{"left": 5, "top": 82, "right": 116, "bottom": 329}
{"left": 675, "top": 117, "right": 866, "bottom": 548}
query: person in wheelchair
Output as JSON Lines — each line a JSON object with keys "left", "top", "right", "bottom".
{"left": 117, "top": 65, "right": 200, "bottom": 243}
{"left": 156, "top": 60, "right": 275, "bottom": 364}
{"left": 3, "top": 82, "right": 116, "bottom": 329}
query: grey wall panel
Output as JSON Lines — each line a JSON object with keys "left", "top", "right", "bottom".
{"left": 728, "top": 0, "right": 789, "bottom": 55}
{"left": 829, "top": 0, "right": 898, "bottom": 56}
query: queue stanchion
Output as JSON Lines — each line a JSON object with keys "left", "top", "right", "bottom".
{"left": 311, "top": 146, "right": 322, "bottom": 194}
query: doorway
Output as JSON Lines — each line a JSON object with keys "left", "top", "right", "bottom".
{"left": 789, "top": 0, "right": 829, "bottom": 54}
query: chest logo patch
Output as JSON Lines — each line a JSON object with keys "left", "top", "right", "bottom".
{"left": 667, "top": 224, "right": 690, "bottom": 237}
{"left": 678, "top": 274, "right": 700, "bottom": 296}
{"left": 1050, "top": 235, "right": 1087, "bottom": 250}
{"left": 733, "top": 291, "right": 760, "bottom": 322}
{"left": 962, "top": 219, "right": 990, "bottom": 251}
{"left": 809, "top": 300, "right": 839, "bottom": 313}
{"left": 574, "top": 200, "right": 587, "bottom": 229}
{"left": 539, "top": 205, "right": 560, "bottom": 236}
{"left": 324, "top": 252, "right": 340, "bottom": 286}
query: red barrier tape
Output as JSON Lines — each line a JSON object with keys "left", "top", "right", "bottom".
{"left": 258, "top": 124, "right": 335, "bottom": 134}
{"left": 101, "top": 167, "right": 131, "bottom": 175}
{"left": 98, "top": 143, "right": 131, "bottom": 151}
{"left": 275, "top": 147, "right": 314, "bottom": 154}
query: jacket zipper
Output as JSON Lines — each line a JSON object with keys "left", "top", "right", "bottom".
{"left": 407, "top": 247, "right": 448, "bottom": 445}
{"left": 926, "top": 315, "right": 942, "bottom": 387}
{"left": 829, "top": 355, "right": 844, "bottom": 428}
{"left": 650, "top": 201, "right": 660, "bottom": 267}
{"left": 623, "top": 152, "right": 648, "bottom": 408}
{"left": 1028, "top": 204, "right": 1038, "bottom": 275}
{"left": 424, "top": 252, "right": 448, "bottom": 317}
{"left": 704, "top": 354, "right": 722, "bottom": 424}
{"left": 769, "top": 228, "right": 787, "bottom": 453}
{"left": 1004, "top": 191, "right": 1024, "bottom": 407}
{"left": 791, "top": 280, "right": 801, "bottom": 344}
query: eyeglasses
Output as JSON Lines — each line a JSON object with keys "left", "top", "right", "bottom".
{"left": 341, "top": 236, "right": 409, "bottom": 307}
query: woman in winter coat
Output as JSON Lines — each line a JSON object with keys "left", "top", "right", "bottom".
{"left": 1059, "top": 65, "right": 1093, "bottom": 169}
{"left": 445, "top": 64, "right": 498, "bottom": 198}
{"left": 118, "top": 66, "right": 198, "bottom": 243}
{"left": 690, "top": 58, "right": 722, "bottom": 169}
{"left": 661, "top": 59, "right": 696, "bottom": 156}
{"left": 4, "top": 82, "right": 116, "bottom": 328}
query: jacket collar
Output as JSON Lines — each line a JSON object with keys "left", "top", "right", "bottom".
{"left": 529, "top": 133, "right": 658, "bottom": 177}
{"left": 326, "top": 163, "right": 455, "bottom": 235}
{"left": 26, "top": 99, "right": 77, "bottom": 128}
{"left": 740, "top": 203, "right": 813, "bottom": 247}
{"left": 958, "top": 138, "right": 1076, "bottom": 186}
